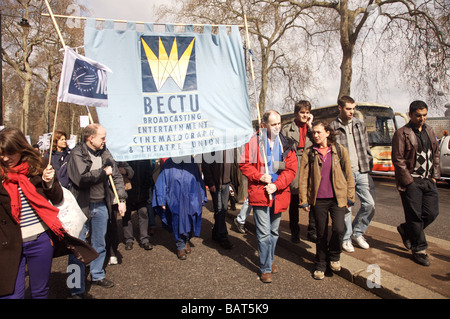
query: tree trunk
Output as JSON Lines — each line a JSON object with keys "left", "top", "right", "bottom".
{"left": 339, "top": 44, "right": 353, "bottom": 98}
{"left": 337, "top": 0, "right": 355, "bottom": 100}
{"left": 43, "top": 75, "right": 54, "bottom": 133}
{"left": 22, "top": 76, "right": 32, "bottom": 135}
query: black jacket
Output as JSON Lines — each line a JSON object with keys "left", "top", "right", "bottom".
{"left": 67, "top": 142, "right": 127, "bottom": 218}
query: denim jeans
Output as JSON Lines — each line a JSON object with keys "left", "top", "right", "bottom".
{"left": 175, "top": 234, "right": 192, "bottom": 251}
{"left": 253, "top": 206, "right": 281, "bottom": 274}
{"left": 344, "top": 172, "right": 375, "bottom": 241}
{"left": 236, "top": 197, "right": 252, "bottom": 224}
{"left": 68, "top": 201, "right": 108, "bottom": 295}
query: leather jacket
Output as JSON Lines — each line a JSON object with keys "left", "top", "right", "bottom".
{"left": 392, "top": 122, "right": 440, "bottom": 191}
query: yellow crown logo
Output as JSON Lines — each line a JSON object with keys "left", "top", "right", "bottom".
{"left": 142, "top": 37, "right": 195, "bottom": 91}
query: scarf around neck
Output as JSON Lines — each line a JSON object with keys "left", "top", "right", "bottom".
{"left": 2, "top": 162, "right": 65, "bottom": 239}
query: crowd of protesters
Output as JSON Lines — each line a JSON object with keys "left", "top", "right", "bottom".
{"left": 0, "top": 96, "right": 440, "bottom": 298}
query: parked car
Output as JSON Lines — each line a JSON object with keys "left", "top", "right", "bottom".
{"left": 439, "top": 135, "right": 450, "bottom": 183}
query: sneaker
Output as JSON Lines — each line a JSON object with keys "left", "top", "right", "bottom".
{"left": 233, "top": 217, "right": 246, "bottom": 234}
{"left": 342, "top": 241, "right": 355, "bottom": 253}
{"left": 108, "top": 256, "right": 118, "bottom": 265}
{"left": 91, "top": 278, "right": 115, "bottom": 288}
{"left": 330, "top": 261, "right": 341, "bottom": 272}
{"left": 313, "top": 270, "right": 325, "bottom": 280}
{"left": 125, "top": 242, "right": 133, "bottom": 250}
{"left": 351, "top": 235, "right": 370, "bottom": 249}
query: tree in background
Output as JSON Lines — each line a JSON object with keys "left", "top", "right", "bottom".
{"left": 286, "top": 0, "right": 449, "bottom": 108}
{"left": 159, "top": 0, "right": 449, "bottom": 114}
{"left": 1, "top": 0, "right": 88, "bottom": 142}
{"left": 157, "top": 0, "right": 321, "bottom": 120}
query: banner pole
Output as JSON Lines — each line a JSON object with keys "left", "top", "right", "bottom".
{"left": 43, "top": 0, "right": 66, "bottom": 166}
{"left": 43, "top": 0, "right": 66, "bottom": 49}
{"left": 44, "top": 0, "right": 120, "bottom": 205}
{"left": 85, "top": 107, "right": 121, "bottom": 205}
{"left": 244, "top": 15, "right": 272, "bottom": 201}
{"left": 41, "top": 13, "right": 244, "bottom": 28}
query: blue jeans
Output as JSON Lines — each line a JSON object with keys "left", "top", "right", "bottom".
{"left": 175, "top": 234, "right": 192, "bottom": 250}
{"left": 236, "top": 197, "right": 252, "bottom": 224}
{"left": 344, "top": 172, "right": 375, "bottom": 242}
{"left": 68, "top": 201, "right": 108, "bottom": 295}
{"left": 253, "top": 206, "right": 281, "bottom": 274}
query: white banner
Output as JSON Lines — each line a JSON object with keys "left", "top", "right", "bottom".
{"left": 57, "top": 47, "right": 112, "bottom": 108}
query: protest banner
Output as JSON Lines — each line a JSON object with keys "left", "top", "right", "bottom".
{"left": 83, "top": 20, "right": 253, "bottom": 161}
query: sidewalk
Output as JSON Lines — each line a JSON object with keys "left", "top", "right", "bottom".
{"left": 227, "top": 204, "right": 450, "bottom": 299}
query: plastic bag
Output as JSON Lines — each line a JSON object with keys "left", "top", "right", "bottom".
{"left": 55, "top": 187, "right": 87, "bottom": 238}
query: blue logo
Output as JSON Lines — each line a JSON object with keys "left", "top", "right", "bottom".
{"left": 69, "top": 58, "right": 108, "bottom": 99}
{"left": 140, "top": 36, "right": 197, "bottom": 93}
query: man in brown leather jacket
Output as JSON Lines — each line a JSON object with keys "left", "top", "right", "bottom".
{"left": 392, "top": 100, "right": 440, "bottom": 266}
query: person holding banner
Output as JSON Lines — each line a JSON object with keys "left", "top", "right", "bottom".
{"left": 0, "top": 127, "right": 97, "bottom": 299}
{"left": 239, "top": 110, "right": 297, "bottom": 283}
{"left": 45, "top": 130, "right": 71, "bottom": 189}
{"left": 67, "top": 124, "right": 127, "bottom": 298}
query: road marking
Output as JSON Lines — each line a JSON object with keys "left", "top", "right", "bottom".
{"left": 379, "top": 183, "right": 395, "bottom": 187}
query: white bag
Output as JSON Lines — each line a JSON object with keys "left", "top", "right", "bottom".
{"left": 55, "top": 187, "right": 87, "bottom": 238}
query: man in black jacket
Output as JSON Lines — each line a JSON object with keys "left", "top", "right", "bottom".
{"left": 67, "top": 124, "right": 127, "bottom": 298}
{"left": 392, "top": 100, "right": 440, "bottom": 266}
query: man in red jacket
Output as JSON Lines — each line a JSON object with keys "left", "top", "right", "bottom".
{"left": 239, "top": 110, "right": 297, "bottom": 283}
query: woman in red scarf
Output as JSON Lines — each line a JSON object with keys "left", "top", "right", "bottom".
{"left": 0, "top": 127, "right": 66, "bottom": 298}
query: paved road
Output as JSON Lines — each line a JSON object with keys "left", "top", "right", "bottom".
{"left": 45, "top": 197, "right": 379, "bottom": 302}
{"left": 34, "top": 175, "right": 450, "bottom": 304}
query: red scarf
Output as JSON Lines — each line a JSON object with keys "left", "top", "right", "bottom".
{"left": 295, "top": 119, "right": 307, "bottom": 148}
{"left": 3, "top": 162, "right": 65, "bottom": 239}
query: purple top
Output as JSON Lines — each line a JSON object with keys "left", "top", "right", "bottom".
{"left": 314, "top": 146, "right": 334, "bottom": 199}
